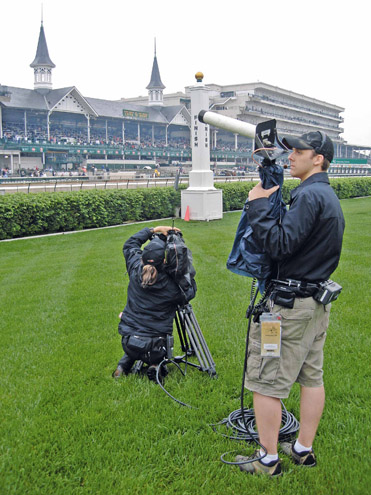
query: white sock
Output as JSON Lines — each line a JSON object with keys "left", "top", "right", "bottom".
{"left": 294, "top": 440, "right": 312, "bottom": 454}
{"left": 259, "top": 449, "right": 278, "bottom": 464}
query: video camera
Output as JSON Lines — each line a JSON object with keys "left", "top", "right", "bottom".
{"left": 151, "top": 229, "right": 196, "bottom": 306}
{"left": 203, "top": 112, "right": 290, "bottom": 288}
{"left": 198, "top": 110, "right": 289, "bottom": 167}
{"left": 152, "top": 229, "right": 195, "bottom": 281}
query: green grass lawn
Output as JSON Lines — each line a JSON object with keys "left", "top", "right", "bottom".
{"left": 1, "top": 198, "right": 370, "bottom": 495}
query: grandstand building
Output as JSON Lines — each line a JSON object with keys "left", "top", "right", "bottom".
{"left": 0, "top": 22, "right": 191, "bottom": 174}
{"left": 123, "top": 83, "right": 370, "bottom": 164}
{"left": 0, "top": 20, "right": 370, "bottom": 175}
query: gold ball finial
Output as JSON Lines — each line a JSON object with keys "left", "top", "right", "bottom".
{"left": 195, "top": 71, "right": 204, "bottom": 82}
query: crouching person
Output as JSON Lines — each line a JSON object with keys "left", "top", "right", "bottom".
{"left": 113, "top": 226, "right": 195, "bottom": 382}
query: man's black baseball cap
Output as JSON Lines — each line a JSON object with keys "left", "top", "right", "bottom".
{"left": 142, "top": 237, "right": 166, "bottom": 267}
{"left": 282, "top": 131, "right": 334, "bottom": 162}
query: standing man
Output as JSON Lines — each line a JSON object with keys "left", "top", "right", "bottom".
{"left": 236, "top": 132, "right": 345, "bottom": 476}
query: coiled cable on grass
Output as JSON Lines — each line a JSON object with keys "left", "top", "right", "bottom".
{"left": 212, "top": 400, "right": 299, "bottom": 443}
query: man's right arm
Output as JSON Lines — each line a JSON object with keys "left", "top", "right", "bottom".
{"left": 247, "top": 191, "right": 318, "bottom": 261}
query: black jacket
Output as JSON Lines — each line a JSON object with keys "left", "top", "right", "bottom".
{"left": 118, "top": 228, "right": 186, "bottom": 337}
{"left": 246, "top": 173, "right": 345, "bottom": 282}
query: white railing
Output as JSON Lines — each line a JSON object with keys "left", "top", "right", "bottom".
{"left": 0, "top": 175, "right": 262, "bottom": 194}
{"left": 0, "top": 172, "right": 368, "bottom": 195}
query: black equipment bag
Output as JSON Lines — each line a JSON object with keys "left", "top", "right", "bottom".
{"left": 123, "top": 335, "right": 167, "bottom": 365}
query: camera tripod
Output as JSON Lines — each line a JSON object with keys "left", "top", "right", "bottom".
{"left": 131, "top": 303, "right": 217, "bottom": 381}
{"left": 172, "top": 303, "right": 217, "bottom": 377}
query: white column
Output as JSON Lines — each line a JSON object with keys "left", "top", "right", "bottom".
{"left": 86, "top": 114, "right": 90, "bottom": 143}
{"left": 47, "top": 112, "right": 51, "bottom": 141}
{"left": 188, "top": 76, "right": 213, "bottom": 189}
{"left": 181, "top": 72, "right": 223, "bottom": 221}
{"left": 0, "top": 105, "right": 3, "bottom": 139}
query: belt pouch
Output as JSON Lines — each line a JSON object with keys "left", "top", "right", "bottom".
{"left": 271, "top": 285, "right": 295, "bottom": 308}
{"left": 126, "top": 335, "right": 153, "bottom": 353}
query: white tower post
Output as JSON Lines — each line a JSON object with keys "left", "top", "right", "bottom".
{"left": 181, "top": 72, "right": 223, "bottom": 221}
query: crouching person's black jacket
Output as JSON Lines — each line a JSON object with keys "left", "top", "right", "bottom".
{"left": 118, "top": 228, "right": 193, "bottom": 338}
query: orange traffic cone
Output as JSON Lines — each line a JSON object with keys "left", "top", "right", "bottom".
{"left": 184, "top": 206, "right": 190, "bottom": 222}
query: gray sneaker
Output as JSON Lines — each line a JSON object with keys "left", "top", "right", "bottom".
{"left": 235, "top": 450, "right": 282, "bottom": 477}
{"left": 280, "top": 442, "right": 317, "bottom": 467}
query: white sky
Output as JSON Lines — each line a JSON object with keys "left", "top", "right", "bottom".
{"left": 2, "top": 0, "right": 371, "bottom": 146}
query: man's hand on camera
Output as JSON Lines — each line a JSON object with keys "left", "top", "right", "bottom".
{"left": 248, "top": 182, "right": 279, "bottom": 201}
{"left": 153, "top": 226, "right": 181, "bottom": 236}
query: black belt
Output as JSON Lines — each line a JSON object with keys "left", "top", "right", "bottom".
{"left": 270, "top": 279, "right": 320, "bottom": 298}
{"left": 250, "top": 278, "right": 321, "bottom": 318}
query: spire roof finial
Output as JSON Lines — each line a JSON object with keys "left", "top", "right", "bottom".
{"left": 146, "top": 40, "right": 165, "bottom": 90}
{"left": 30, "top": 21, "right": 55, "bottom": 68}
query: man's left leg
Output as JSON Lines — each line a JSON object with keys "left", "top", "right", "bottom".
{"left": 298, "top": 385, "right": 325, "bottom": 447}
{"left": 280, "top": 385, "right": 323, "bottom": 466}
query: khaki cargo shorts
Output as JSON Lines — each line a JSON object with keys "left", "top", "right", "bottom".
{"left": 245, "top": 297, "right": 331, "bottom": 399}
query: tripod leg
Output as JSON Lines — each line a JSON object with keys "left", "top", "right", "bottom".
{"left": 179, "top": 305, "right": 217, "bottom": 377}
{"left": 184, "top": 313, "right": 216, "bottom": 375}
{"left": 183, "top": 312, "right": 209, "bottom": 370}
{"left": 187, "top": 309, "right": 216, "bottom": 373}
{"left": 175, "top": 309, "right": 191, "bottom": 354}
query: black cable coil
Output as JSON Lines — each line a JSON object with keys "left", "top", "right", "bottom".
{"left": 213, "top": 401, "right": 299, "bottom": 443}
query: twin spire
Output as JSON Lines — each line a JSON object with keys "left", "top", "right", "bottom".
{"left": 30, "top": 21, "right": 55, "bottom": 94}
{"left": 30, "top": 24, "right": 164, "bottom": 105}
{"left": 146, "top": 38, "right": 165, "bottom": 107}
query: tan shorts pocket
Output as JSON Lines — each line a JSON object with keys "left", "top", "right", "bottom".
{"left": 259, "top": 356, "right": 280, "bottom": 383}
{"left": 280, "top": 307, "right": 314, "bottom": 341}
{"left": 246, "top": 339, "right": 280, "bottom": 384}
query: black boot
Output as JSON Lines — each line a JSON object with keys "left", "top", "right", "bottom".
{"left": 114, "top": 354, "right": 135, "bottom": 376}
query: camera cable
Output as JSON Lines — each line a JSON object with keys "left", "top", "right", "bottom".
{"left": 155, "top": 357, "right": 194, "bottom": 408}
{"left": 214, "top": 279, "right": 299, "bottom": 466}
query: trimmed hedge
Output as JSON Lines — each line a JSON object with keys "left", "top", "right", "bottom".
{"left": 1, "top": 177, "right": 370, "bottom": 240}
{"left": 215, "top": 176, "right": 371, "bottom": 207}
{"left": 0, "top": 188, "right": 179, "bottom": 240}
{"left": 214, "top": 180, "right": 302, "bottom": 209}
